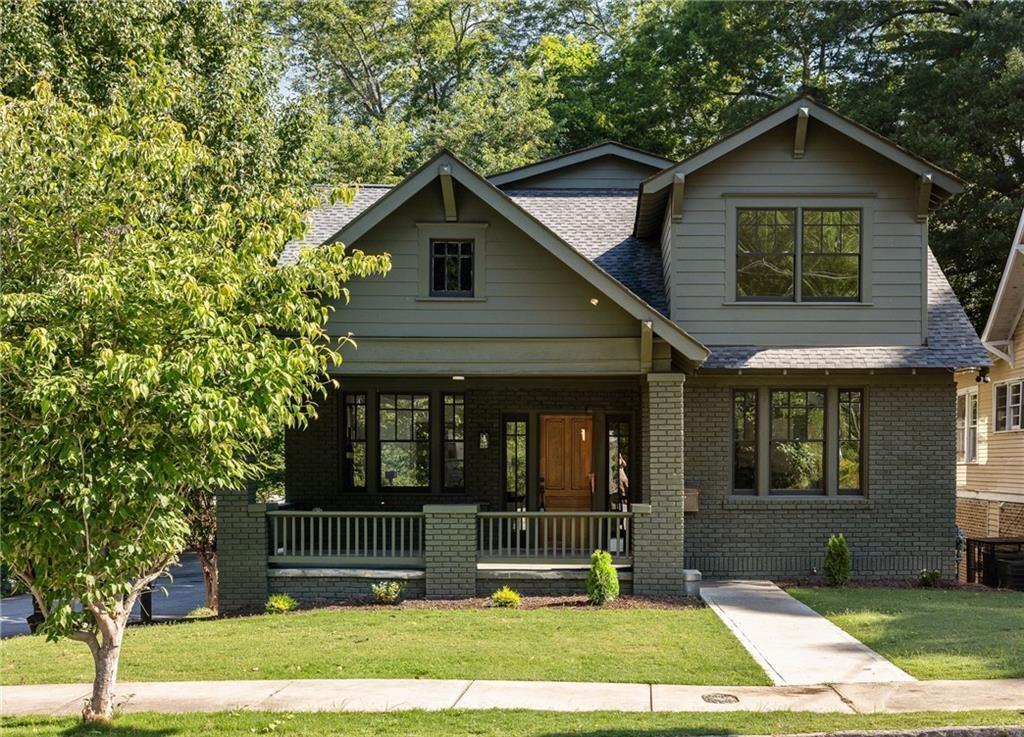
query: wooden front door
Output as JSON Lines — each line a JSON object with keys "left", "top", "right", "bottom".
{"left": 540, "top": 415, "right": 594, "bottom": 512}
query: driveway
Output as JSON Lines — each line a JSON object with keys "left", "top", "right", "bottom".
{"left": 0, "top": 552, "right": 206, "bottom": 639}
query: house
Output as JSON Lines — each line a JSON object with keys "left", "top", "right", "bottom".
{"left": 955, "top": 207, "right": 1024, "bottom": 578}
{"left": 217, "top": 97, "right": 988, "bottom": 611}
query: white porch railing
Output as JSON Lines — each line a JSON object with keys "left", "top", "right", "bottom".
{"left": 477, "top": 512, "right": 632, "bottom": 564}
{"left": 268, "top": 511, "right": 425, "bottom": 566}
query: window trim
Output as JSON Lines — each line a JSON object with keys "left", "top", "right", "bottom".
{"left": 417, "top": 222, "right": 488, "bottom": 301}
{"left": 957, "top": 387, "right": 980, "bottom": 464}
{"left": 377, "top": 392, "right": 432, "bottom": 492}
{"left": 725, "top": 197, "right": 873, "bottom": 306}
{"left": 992, "top": 379, "right": 1024, "bottom": 433}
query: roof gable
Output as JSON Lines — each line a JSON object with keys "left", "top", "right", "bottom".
{"left": 981, "top": 206, "right": 1024, "bottom": 363}
{"left": 321, "top": 150, "right": 708, "bottom": 363}
{"left": 489, "top": 141, "right": 674, "bottom": 188}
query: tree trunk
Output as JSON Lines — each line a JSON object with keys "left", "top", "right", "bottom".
{"left": 199, "top": 550, "right": 218, "bottom": 612}
{"left": 83, "top": 625, "right": 124, "bottom": 722}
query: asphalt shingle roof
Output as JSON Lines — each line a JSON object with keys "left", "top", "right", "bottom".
{"left": 287, "top": 183, "right": 986, "bottom": 370}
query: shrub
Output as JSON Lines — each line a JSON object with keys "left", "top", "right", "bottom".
{"left": 370, "top": 580, "right": 406, "bottom": 605}
{"left": 587, "top": 549, "right": 619, "bottom": 605}
{"left": 918, "top": 568, "right": 942, "bottom": 588}
{"left": 823, "top": 534, "right": 852, "bottom": 586}
{"left": 490, "top": 586, "right": 521, "bottom": 608}
{"left": 185, "top": 606, "right": 217, "bottom": 619}
{"left": 265, "top": 593, "right": 298, "bottom": 614}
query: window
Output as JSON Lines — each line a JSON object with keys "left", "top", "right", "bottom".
{"left": 802, "top": 210, "right": 861, "bottom": 300}
{"left": 994, "top": 380, "right": 1023, "bottom": 432}
{"left": 443, "top": 393, "right": 465, "bottom": 490}
{"left": 770, "top": 390, "right": 825, "bottom": 493}
{"left": 956, "top": 390, "right": 979, "bottom": 463}
{"left": 379, "top": 393, "right": 430, "bottom": 489}
{"left": 607, "top": 416, "right": 632, "bottom": 510}
{"left": 736, "top": 207, "right": 861, "bottom": 301}
{"left": 737, "top": 209, "right": 796, "bottom": 299}
{"left": 732, "top": 390, "right": 758, "bottom": 494}
{"left": 503, "top": 415, "right": 528, "bottom": 511}
{"left": 341, "top": 393, "right": 367, "bottom": 490}
{"left": 430, "top": 239, "right": 474, "bottom": 296}
{"left": 838, "top": 390, "right": 863, "bottom": 493}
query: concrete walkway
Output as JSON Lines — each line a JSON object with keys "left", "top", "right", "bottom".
{"left": 701, "top": 580, "right": 916, "bottom": 686}
{"left": 3, "top": 678, "right": 1023, "bottom": 716}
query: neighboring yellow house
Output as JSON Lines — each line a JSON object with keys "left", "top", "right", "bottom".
{"left": 956, "top": 207, "right": 1024, "bottom": 545}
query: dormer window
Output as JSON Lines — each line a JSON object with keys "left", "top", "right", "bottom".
{"left": 736, "top": 207, "right": 861, "bottom": 302}
{"left": 431, "top": 239, "right": 474, "bottom": 297}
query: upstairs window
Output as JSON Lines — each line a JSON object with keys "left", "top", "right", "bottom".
{"left": 430, "top": 239, "right": 474, "bottom": 297}
{"left": 994, "top": 380, "right": 1023, "bottom": 432}
{"left": 736, "top": 208, "right": 861, "bottom": 301}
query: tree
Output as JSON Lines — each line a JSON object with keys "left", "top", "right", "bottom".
{"left": 0, "top": 74, "right": 389, "bottom": 720}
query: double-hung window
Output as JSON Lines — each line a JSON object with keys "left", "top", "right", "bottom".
{"left": 736, "top": 208, "right": 861, "bottom": 301}
{"left": 994, "top": 380, "right": 1023, "bottom": 432}
{"left": 956, "top": 389, "right": 979, "bottom": 463}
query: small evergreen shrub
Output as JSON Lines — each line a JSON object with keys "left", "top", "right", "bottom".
{"left": 265, "top": 593, "right": 298, "bottom": 614}
{"left": 490, "top": 586, "right": 521, "bottom": 608}
{"left": 823, "top": 534, "right": 852, "bottom": 586}
{"left": 185, "top": 606, "right": 217, "bottom": 619}
{"left": 370, "top": 580, "right": 406, "bottom": 605}
{"left": 586, "top": 549, "right": 619, "bottom": 605}
{"left": 918, "top": 568, "right": 941, "bottom": 588}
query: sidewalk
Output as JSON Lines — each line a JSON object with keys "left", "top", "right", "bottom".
{"left": 701, "top": 581, "right": 915, "bottom": 685}
{"left": 3, "top": 678, "right": 1023, "bottom": 716}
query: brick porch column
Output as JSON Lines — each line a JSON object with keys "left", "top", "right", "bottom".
{"left": 216, "top": 484, "right": 269, "bottom": 614}
{"left": 423, "top": 504, "right": 478, "bottom": 598}
{"left": 633, "top": 373, "right": 688, "bottom": 595}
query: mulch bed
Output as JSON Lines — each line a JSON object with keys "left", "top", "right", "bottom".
{"left": 775, "top": 577, "right": 991, "bottom": 592}
{"left": 318, "top": 594, "right": 705, "bottom": 611}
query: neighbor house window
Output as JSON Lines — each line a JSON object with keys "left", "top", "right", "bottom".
{"left": 994, "top": 380, "right": 1023, "bottom": 432}
{"left": 838, "top": 389, "right": 863, "bottom": 493}
{"left": 732, "top": 390, "right": 758, "bottom": 495}
{"left": 443, "top": 393, "right": 465, "bottom": 490}
{"left": 770, "top": 390, "right": 825, "bottom": 493}
{"left": 607, "top": 416, "right": 632, "bottom": 510}
{"left": 801, "top": 210, "right": 861, "bottom": 300}
{"left": 736, "top": 207, "right": 861, "bottom": 301}
{"left": 956, "top": 390, "right": 979, "bottom": 463}
{"left": 430, "top": 239, "right": 474, "bottom": 296}
{"left": 379, "top": 393, "right": 430, "bottom": 489}
{"left": 341, "top": 392, "right": 367, "bottom": 490}
{"left": 503, "top": 415, "right": 528, "bottom": 511}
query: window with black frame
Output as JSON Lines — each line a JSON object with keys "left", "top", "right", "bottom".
{"left": 770, "top": 389, "right": 825, "bottom": 494}
{"left": 606, "top": 417, "right": 631, "bottom": 510}
{"left": 341, "top": 393, "right": 367, "bottom": 490}
{"left": 378, "top": 393, "right": 430, "bottom": 490}
{"left": 503, "top": 415, "right": 527, "bottom": 511}
{"left": 443, "top": 393, "right": 465, "bottom": 490}
{"left": 838, "top": 389, "right": 863, "bottom": 494}
{"left": 430, "top": 239, "right": 474, "bottom": 297}
{"left": 732, "top": 390, "right": 758, "bottom": 495}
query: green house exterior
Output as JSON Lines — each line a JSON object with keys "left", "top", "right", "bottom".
{"left": 218, "top": 98, "right": 989, "bottom": 612}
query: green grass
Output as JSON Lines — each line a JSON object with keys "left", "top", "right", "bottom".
{"left": 0, "top": 606, "right": 768, "bottom": 686}
{"left": 3, "top": 710, "right": 1023, "bottom": 737}
{"left": 788, "top": 586, "right": 1024, "bottom": 680}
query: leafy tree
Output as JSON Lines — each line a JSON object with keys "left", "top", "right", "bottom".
{"left": 0, "top": 73, "right": 389, "bottom": 721}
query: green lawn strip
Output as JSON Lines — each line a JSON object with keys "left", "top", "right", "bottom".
{"left": 0, "top": 606, "right": 768, "bottom": 686}
{"left": 788, "top": 587, "right": 1024, "bottom": 680}
{"left": 3, "top": 710, "right": 1023, "bottom": 737}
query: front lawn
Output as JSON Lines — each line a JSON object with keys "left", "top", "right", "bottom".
{"left": 788, "top": 586, "right": 1024, "bottom": 680}
{"left": 0, "top": 604, "right": 769, "bottom": 686}
{"left": 3, "top": 709, "right": 1023, "bottom": 737}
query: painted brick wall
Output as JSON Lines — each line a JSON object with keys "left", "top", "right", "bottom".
{"left": 268, "top": 575, "right": 426, "bottom": 603}
{"left": 423, "top": 505, "right": 478, "bottom": 597}
{"left": 684, "top": 380, "right": 958, "bottom": 578}
{"left": 216, "top": 489, "right": 269, "bottom": 614}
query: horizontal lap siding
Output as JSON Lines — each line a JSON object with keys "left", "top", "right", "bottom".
{"left": 508, "top": 155, "right": 658, "bottom": 189}
{"left": 667, "top": 123, "right": 926, "bottom": 347}
{"left": 327, "top": 183, "right": 637, "bottom": 341}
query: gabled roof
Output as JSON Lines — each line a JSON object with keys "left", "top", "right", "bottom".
{"left": 312, "top": 150, "right": 709, "bottom": 363}
{"left": 635, "top": 96, "right": 964, "bottom": 237}
{"left": 488, "top": 141, "right": 675, "bottom": 188}
{"left": 980, "top": 205, "right": 1024, "bottom": 364}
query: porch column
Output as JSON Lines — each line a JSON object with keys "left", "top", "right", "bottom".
{"left": 423, "top": 504, "right": 478, "bottom": 598}
{"left": 215, "top": 483, "right": 269, "bottom": 614}
{"left": 633, "top": 373, "right": 690, "bottom": 595}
